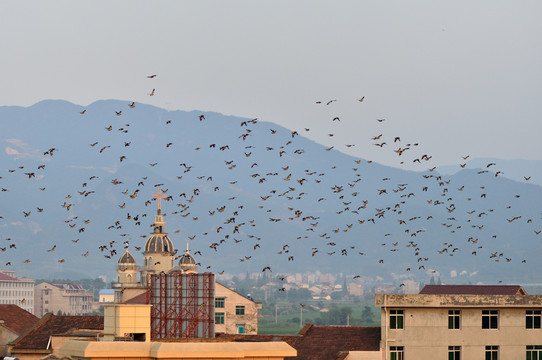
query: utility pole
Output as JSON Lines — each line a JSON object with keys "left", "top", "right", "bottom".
{"left": 275, "top": 303, "right": 278, "bottom": 324}
{"left": 300, "top": 304, "right": 305, "bottom": 328}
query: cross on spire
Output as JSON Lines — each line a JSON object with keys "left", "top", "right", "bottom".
{"left": 153, "top": 189, "right": 166, "bottom": 214}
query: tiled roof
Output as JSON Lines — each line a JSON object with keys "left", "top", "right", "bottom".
{"left": 419, "top": 285, "right": 526, "bottom": 295}
{"left": 11, "top": 314, "right": 103, "bottom": 351}
{"left": 0, "top": 273, "right": 20, "bottom": 281}
{"left": 0, "top": 305, "right": 39, "bottom": 335}
{"left": 124, "top": 292, "right": 147, "bottom": 304}
{"left": 218, "top": 324, "right": 381, "bottom": 360}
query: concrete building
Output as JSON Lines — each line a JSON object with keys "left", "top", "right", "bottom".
{"left": 375, "top": 284, "right": 542, "bottom": 359}
{"left": 348, "top": 282, "right": 364, "bottom": 297}
{"left": 34, "top": 282, "right": 93, "bottom": 317}
{"left": 98, "top": 289, "right": 114, "bottom": 303}
{"left": 214, "top": 282, "right": 262, "bottom": 335}
{"left": 0, "top": 270, "right": 34, "bottom": 314}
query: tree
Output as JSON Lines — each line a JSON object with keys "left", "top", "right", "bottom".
{"left": 360, "top": 306, "right": 374, "bottom": 325}
{"left": 316, "top": 306, "right": 352, "bottom": 325}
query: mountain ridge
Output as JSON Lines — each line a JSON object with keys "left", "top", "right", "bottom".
{"left": 1, "top": 100, "right": 541, "bottom": 286}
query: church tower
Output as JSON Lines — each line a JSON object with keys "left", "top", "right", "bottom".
{"left": 141, "top": 189, "right": 176, "bottom": 284}
{"left": 169, "top": 238, "right": 198, "bottom": 274}
{"left": 117, "top": 249, "right": 139, "bottom": 285}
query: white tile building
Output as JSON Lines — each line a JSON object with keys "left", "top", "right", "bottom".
{"left": 0, "top": 270, "right": 35, "bottom": 314}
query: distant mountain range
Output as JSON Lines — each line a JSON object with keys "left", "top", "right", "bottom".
{"left": 1, "top": 100, "right": 541, "bottom": 287}
{"left": 437, "top": 158, "right": 542, "bottom": 187}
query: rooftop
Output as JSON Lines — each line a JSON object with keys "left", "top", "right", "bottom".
{"left": 0, "top": 305, "right": 40, "bottom": 335}
{"left": 0, "top": 272, "right": 21, "bottom": 281}
{"left": 11, "top": 314, "right": 103, "bottom": 352}
{"left": 419, "top": 284, "right": 526, "bottom": 295}
{"left": 218, "top": 324, "right": 380, "bottom": 360}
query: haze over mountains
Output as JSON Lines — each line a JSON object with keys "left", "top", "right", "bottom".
{"left": 1, "top": 100, "right": 541, "bottom": 285}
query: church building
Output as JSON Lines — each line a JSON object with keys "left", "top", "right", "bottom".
{"left": 111, "top": 190, "right": 261, "bottom": 335}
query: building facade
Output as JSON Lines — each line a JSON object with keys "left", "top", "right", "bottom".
{"left": 0, "top": 270, "right": 34, "bottom": 314}
{"left": 214, "top": 282, "right": 262, "bottom": 335}
{"left": 34, "top": 282, "right": 93, "bottom": 317}
{"left": 376, "top": 285, "right": 542, "bottom": 359}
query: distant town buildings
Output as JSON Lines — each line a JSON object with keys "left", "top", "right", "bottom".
{"left": 34, "top": 282, "right": 93, "bottom": 317}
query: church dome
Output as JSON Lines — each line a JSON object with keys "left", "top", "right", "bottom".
{"left": 118, "top": 249, "right": 136, "bottom": 265}
{"left": 178, "top": 251, "right": 197, "bottom": 266}
{"left": 168, "top": 250, "right": 198, "bottom": 274}
{"left": 144, "top": 234, "right": 175, "bottom": 254}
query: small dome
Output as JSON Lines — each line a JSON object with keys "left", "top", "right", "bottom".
{"left": 168, "top": 250, "right": 198, "bottom": 274}
{"left": 118, "top": 250, "right": 136, "bottom": 265}
{"left": 144, "top": 234, "right": 174, "bottom": 254}
{"left": 179, "top": 251, "right": 197, "bottom": 266}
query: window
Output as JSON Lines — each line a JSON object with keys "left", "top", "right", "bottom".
{"left": 236, "top": 324, "right": 245, "bottom": 334}
{"left": 235, "top": 305, "right": 245, "bottom": 315}
{"left": 485, "top": 345, "right": 498, "bottom": 360}
{"left": 448, "top": 345, "right": 460, "bottom": 360}
{"left": 215, "top": 297, "right": 225, "bottom": 308}
{"left": 527, "top": 310, "right": 542, "bottom": 329}
{"left": 215, "top": 312, "right": 225, "bottom": 325}
{"left": 448, "top": 310, "right": 460, "bottom": 329}
{"left": 527, "top": 345, "right": 542, "bottom": 360}
{"left": 390, "top": 309, "right": 404, "bottom": 329}
{"left": 390, "top": 346, "right": 404, "bottom": 360}
{"left": 482, "top": 310, "right": 498, "bottom": 329}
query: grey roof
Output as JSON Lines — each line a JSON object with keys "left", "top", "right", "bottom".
{"left": 118, "top": 250, "right": 136, "bottom": 264}
{"left": 144, "top": 234, "right": 174, "bottom": 254}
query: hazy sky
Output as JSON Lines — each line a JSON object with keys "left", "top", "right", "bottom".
{"left": 1, "top": 1, "right": 541, "bottom": 168}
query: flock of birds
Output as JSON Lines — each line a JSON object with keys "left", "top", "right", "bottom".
{"left": 0, "top": 74, "right": 541, "bottom": 285}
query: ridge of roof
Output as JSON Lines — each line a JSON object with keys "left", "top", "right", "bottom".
{"left": 216, "top": 281, "right": 259, "bottom": 304}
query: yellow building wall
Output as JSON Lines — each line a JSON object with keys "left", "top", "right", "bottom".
{"left": 381, "top": 307, "right": 542, "bottom": 359}
{"left": 103, "top": 304, "right": 151, "bottom": 341}
{"left": 59, "top": 339, "right": 296, "bottom": 360}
